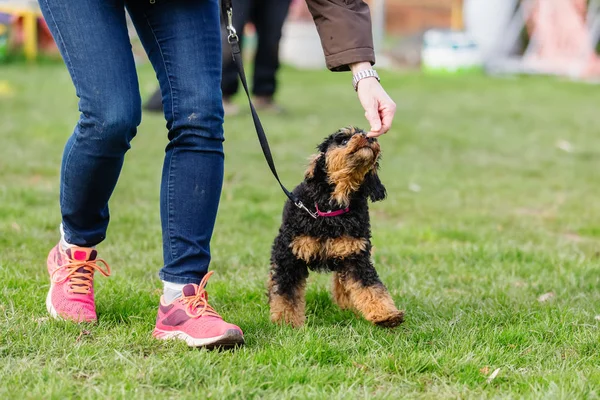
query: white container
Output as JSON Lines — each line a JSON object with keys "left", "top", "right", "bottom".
{"left": 280, "top": 21, "right": 326, "bottom": 69}
{"left": 463, "top": 0, "right": 518, "bottom": 61}
{"left": 422, "top": 29, "right": 483, "bottom": 73}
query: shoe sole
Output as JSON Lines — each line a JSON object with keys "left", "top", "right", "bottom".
{"left": 46, "top": 282, "right": 59, "bottom": 319}
{"left": 153, "top": 327, "right": 245, "bottom": 349}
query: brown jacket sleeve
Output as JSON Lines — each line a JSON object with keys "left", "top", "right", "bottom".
{"left": 305, "top": 0, "right": 375, "bottom": 71}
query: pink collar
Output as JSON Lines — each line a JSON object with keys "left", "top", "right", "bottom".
{"left": 315, "top": 202, "right": 350, "bottom": 217}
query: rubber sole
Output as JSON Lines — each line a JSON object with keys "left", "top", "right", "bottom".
{"left": 46, "top": 283, "right": 59, "bottom": 319}
{"left": 153, "top": 327, "right": 245, "bottom": 349}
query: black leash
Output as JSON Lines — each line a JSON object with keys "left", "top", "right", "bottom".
{"left": 221, "top": 0, "right": 317, "bottom": 218}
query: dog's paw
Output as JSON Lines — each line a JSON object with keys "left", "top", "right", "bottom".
{"left": 373, "top": 310, "right": 405, "bottom": 328}
{"left": 270, "top": 311, "right": 305, "bottom": 328}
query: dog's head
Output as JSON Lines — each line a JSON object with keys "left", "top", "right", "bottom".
{"left": 305, "top": 127, "right": 386, "bottom": 207}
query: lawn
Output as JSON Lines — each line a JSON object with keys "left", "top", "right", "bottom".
{"left": 1, "top": 62, "right": 599, "bottom": 399}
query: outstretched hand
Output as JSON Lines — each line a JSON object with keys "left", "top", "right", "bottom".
{"left": 351, "top": 62, "right": 396, "bottom": 137}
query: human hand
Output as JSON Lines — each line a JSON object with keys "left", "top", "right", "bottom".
{"left": 351, "top": 63, "right": 396, "bottom": 137}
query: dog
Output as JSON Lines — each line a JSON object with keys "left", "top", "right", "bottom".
{"left": 268, "top": 127, "right": 404, "bottom": 328}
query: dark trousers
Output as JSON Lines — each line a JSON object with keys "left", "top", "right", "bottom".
{"left": 221, "top": 0, "right": 292, "bottom": 98}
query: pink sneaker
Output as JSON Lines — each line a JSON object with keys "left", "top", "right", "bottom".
{"left": 153, "top": 271, "right": 244, "bottom": 348}
{"left": 46, "top": 244, "right": 111, "bottom": 323}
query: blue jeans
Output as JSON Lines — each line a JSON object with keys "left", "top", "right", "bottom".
{"left": 39, "top": 0, "right": 225, "bottom": 284}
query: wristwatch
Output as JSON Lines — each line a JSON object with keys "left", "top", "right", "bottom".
{"left": 352, "top": 69, "right": 379, "bottom": 91}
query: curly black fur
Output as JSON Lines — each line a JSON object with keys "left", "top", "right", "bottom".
{"left": 268, "top": 127, "right": 403, "bottom": 328}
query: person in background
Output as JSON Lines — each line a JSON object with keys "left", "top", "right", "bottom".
{"left": 220, "top": 0, "right": 292, "bottom": 116}
{"left": 40, "top": 0, "right": 395, "bottom": 349}
{"left": 145, "top": 0, "right": 292, "bottom": 115}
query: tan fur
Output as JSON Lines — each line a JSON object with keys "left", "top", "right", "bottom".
{"left": 324, "top": 236, "right": 368, "bottom": 259}
{"left": 290, "top": 236, "right": 321, "bottom": 262}
{"left": 325, "top": 135, "right": 380, "bottom": 207}
{"left": 268, "top": 268, "right": 306, "bottom": 327}
{"left": 291, "top": 235, "right": 366, "bottom": 261}
{"left": 340, "top": 275, "right": 404, "bottom": 326}
{"left": 339, "top": 126, "right": 359, "bottom": 135}
{"left": 331, "top": 272, "right": 353, "bottom": 310}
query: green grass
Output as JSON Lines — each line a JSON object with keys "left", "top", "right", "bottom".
{"left": 1, "top": 63, "right": 600, "bottom": 399}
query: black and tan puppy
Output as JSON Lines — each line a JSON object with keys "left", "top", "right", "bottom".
{"left": 268, "top": 127, "right": 404, "bottom": 328}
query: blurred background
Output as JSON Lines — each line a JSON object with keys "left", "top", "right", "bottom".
{"left": 2, "top": 0, "right": 600, "bottom": 79}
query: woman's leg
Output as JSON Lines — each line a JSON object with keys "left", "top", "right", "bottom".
{"left": 126, "top": 0, "right": 245, "bottom": 347}
{"left": 39, "top": 0, "right": 140, "bottom": 322}
{"left": 126, "top": 0, "right": 225, "bottom": 285}
{"left": 39, "top": 0, "right": 142, "bottom": 246}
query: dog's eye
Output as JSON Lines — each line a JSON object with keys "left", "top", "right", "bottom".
{"left": 334, "top": 135, "right": 351, "bottom": 146}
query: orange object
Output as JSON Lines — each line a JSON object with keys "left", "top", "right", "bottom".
{"left": 0, "top": 5, "right": 39, "bottom": 61}
{"left": 451, "top": 0, "right": 463, "bottom": 30}
{"left": 0, "top": 5, "right": 58, "bottom": 61}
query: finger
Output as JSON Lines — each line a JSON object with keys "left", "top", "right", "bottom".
{"left": 378, "top": 100, "right": 396, "bottom": 134}
{"left": 368, "top": 108, "right": 394, "bottom": 137}
{"left": 365, "top": 108, "right": 381, "bottom": 135}
{"left": 366, "top": 130, "right": 384, "bottom": 138}
{"left": 379, "top": 110, "right": 394, "bottom": 134}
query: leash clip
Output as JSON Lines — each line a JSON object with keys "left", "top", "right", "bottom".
{"left": 226, "top": 8, "right": 239, "bottom": 43}
{"left": 295, "top": 201, "right": 318, "bottom": 219}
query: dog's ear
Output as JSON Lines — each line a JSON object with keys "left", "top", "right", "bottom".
{"left": 363, "top": 168, "right": 386, "bottom": 202}
{"left": 305, "top": 153, "right": 320, "bottom": 179}
{"left": 317, "top": 140, "right": 330, "bottom": 154}
{"left": 305, "top": 153, "right": 325, "bottom": 180}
